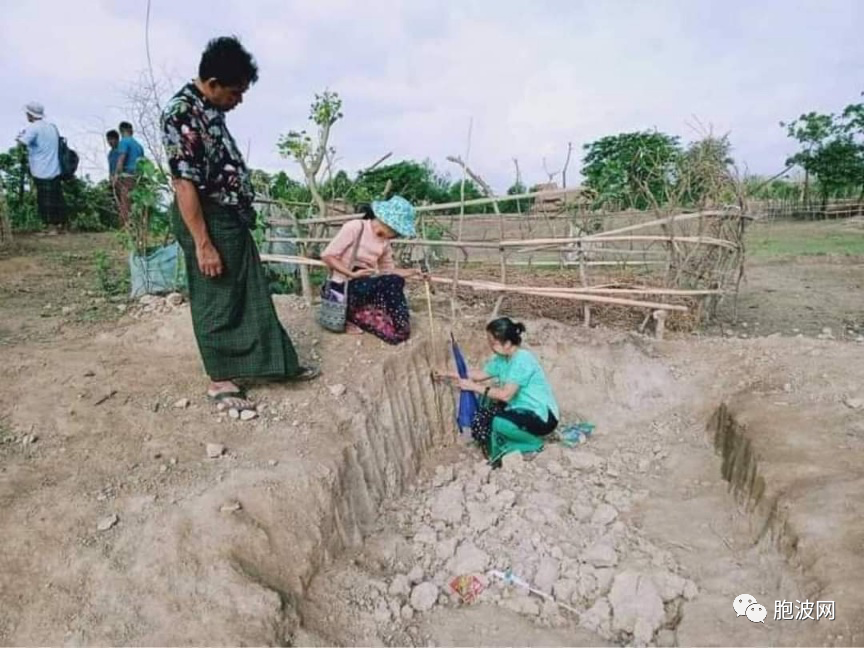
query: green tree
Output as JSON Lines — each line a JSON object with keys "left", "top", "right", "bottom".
{"left": 277, "top": 90, "right": 343, "bottom": 217}
{"left": 782, "top": 96, "right": 864, "bottom": 211}
{"left": 347, "top": 159, "right": 451, "bottom": 205}
{"left": 581, "top": 131, "right": 682, "bottom": 209}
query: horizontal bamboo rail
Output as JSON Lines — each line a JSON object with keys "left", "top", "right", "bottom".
{"left": 428, "top": 277, "right": 689, "bottom": 311}
{"left": 265, "top": 234, "right": 739, "bottom": 251}
{"left": 269, "top": 188, "right": 589, "bottom": 226}
{"left": 257, "top": 254, "right": 691, "bottom": 311}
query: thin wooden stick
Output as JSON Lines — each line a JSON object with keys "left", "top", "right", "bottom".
{"left": 266, "top": 234, "right": 739, "bottom": 251}
{"left": 282, "top": 188, "right": 588, "bottom": 226}
{"left": 451, "top": 118, "right": 473, "bottom": 320}
{"left": 424, "top": 280, "right": 435, "bottom": 337}
{"left": 428, "top": 277, "right": 688, "bottom": 311}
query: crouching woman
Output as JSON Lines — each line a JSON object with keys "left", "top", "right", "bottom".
{"left": 442, "top": 318, "right": 560, "bottom": 464}
{"left": 320, "top": 195, "right": 423, "bottom": 345}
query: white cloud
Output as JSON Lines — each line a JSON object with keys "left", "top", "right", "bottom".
{"left": 1, "top": 0, "right": 862, "bottom": 190}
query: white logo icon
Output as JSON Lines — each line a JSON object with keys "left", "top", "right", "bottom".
{"left": 746, "top": 603, "right": 767, "bottom": 623}
{"left": 734, "top": 594, "right": 767, "bottom": 623}
{"left": 734, "top": 594, "right": 757, "bottom": 617}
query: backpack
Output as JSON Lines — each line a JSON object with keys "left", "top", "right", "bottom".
{"left": 52, "top": 124, "right": 79, "bottom": 180}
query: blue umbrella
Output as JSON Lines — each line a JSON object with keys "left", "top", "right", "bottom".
{"left": 451, "top": 333, "right": 478, "bottom": 428}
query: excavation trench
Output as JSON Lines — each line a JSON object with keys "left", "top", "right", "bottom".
{"left": 217, "top": 331, "right": 843, "bottom": 646}
{"left": 2, "top": 304, "right": 862, "bottom": 646}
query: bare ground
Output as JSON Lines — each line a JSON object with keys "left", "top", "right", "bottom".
{"left": 0, "top": 231, "right": 863, "bottom": 646}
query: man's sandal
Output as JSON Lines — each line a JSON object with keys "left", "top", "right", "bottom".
{"left": 207, "top": 389, "right": 256, "bottom": 411}
{"left": 287, "top": 365, "right": 321, "bottom": 382}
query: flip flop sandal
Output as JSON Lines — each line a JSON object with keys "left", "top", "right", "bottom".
{"left": 285, "top": 366, "right": 321, "bottom": 382}
{"left": 207, "top": 389, "right": 256, "bottom": 411}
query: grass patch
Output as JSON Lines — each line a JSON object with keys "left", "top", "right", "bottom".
{"left": 747, "top": 220, "right": 864, "bottom": 258}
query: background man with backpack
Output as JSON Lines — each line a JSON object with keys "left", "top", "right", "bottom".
{"left": 16, "top": 102, "right": 68, "bottom": 234}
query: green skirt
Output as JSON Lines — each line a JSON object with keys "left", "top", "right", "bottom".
{"left": 172, "top": 200, "right": 300, "bottom": 381}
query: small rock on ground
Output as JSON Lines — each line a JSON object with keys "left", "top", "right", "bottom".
{"left": 409, "top": 582, "right": 439, "bottom": 612}
{"left": 97, "top": 514, "right": 119, "bottom": 531}
{"left": 206, "top": 443, "right": 225, "bottom": 459}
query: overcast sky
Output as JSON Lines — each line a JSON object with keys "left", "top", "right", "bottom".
{"left": 1, "top": 0, "right": 861, "bottom": 191}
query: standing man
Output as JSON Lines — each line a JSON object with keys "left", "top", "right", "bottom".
{"left": 113, "top": 121, "right": 145, "bottom": 226}
{"left": 106, "top": 129, "right": 120, "bottom": 177}
{"left": 16, "top": 102, "right": 66, "bottom": 234}
{"left": 161, "top": 36, "right": 319, "bottom": 411}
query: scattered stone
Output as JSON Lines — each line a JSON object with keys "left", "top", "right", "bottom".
{"left": 501, "top": 452, "right": 524, "bottom": 472}
{"left": 21, "top": 434, "right": 38, "bottom": 445}
{"left": 220, "top": 501, "right": 242, "bottom": 513}
{"left": 783, "top": 383, "right": 793, "bottom": 393}
{"left": 240, "top": 409, "right": 258, "bottom": 421}
{"left": 430, "top": 485, "right": 464, "bottom": 524}
{"left": 580, "top": 597, "right": 611, "bottom": 635}
{"left": 450, "top": 541, "right": 489, "bottom": 575}
{"left": 843, "top": 397, "right": 864, "bottom": 410}
{"left": 328, "top": 383, "right": 347, "bottom": 398}
{"left": 650, "top": 570, "right": 688, "bottom": 602}
{"left": 552, "top": 578, "right": 578, "bottom": 604}
{"left": 564, "top": 450, "right": 604, "bottom": 471}
{"left": 534, "top": 557, "right": 560, "bottom": 594}
{"left": 432, "top": 465, "right": 455, "bottom": 487}
{"left": 409, "top": 582, "right": 439, "bottom": 612}
{"left": 413, "top": 524, "right": 437, "bottom": 545}
{"left": 268, "top": 460, "right": 278, "bottom": 467}
{"left": 570, "top": 503, "right": 594, "bottom": 521}
{"left": 61, "top": 305, "right": 75, "bottom": 316}
{"left": 407, "top": 565, "right": 425, "bottom": 585}
{"left": 206, "top": 443, "right": 225, "bottom": 459}
{"left": 500, "top": 595, "right": 540, "bottom": 616}
{"left": 544, "top": 460, "right": 565, "bottom": 477}
{"left": 166, "top": 292, "right": 184, "bottom": 307}
{"left": 683, "top": 579, "right": 698, "bottom": 600}
{"left": 591, "top": 504, "right": 619, "bottom": 526}
{"left": 228, "top": 408, "right": 240, "bottom": 420}
{"left": 582, "top": 541, "right": 618, "bottom": 568}
{"left": 389, "top": 574, "right": 411, "bottom": 597}
{"left": 609, "top": 571, "right": 666, "bottom": 645}
{"left": 173, "top": 398, "right": 190, "bottom": 409}
{"left": 400, "top": 604, "right": 414, "bottom": 621}
{"left": 435, "top": 537, "right": 458, "bottom": 562}
{"left": 97, "top": 514, "right": 119, "bottom": 531}
{"left": 466, "top": 501, "right": 499, "bottom": 533}
{"left": 492, "top": 489, "right": 517, "bottom": 510}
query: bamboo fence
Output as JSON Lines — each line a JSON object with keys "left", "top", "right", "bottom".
{"left": 0, "top": 194, "right": 12, "bottom": 248}
{"left": 257, "top": 186, "right": 747, "bottom": 331}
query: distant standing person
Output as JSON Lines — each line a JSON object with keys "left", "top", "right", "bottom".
{"left": 161, "top": 36, "right": 319, "bottom": 412}
{"left": 106, "top": 129, "right": 120, "bottom": 175}
{"left": 16, "top": 102, "right": 66, "bottom": 234}
{"left": 113, "top": 121, "right": 145, "bottom": 226}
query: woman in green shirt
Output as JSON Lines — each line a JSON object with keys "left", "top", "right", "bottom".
{"left": 439, "top": 317, "right": 560, "bottom": 464}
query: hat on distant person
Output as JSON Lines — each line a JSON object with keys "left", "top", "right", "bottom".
{"left": 371, "top": 195, "right": 417, "bottom": 238}
{"left": 25, "top": 102, "right": 45, "bottom": 119}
